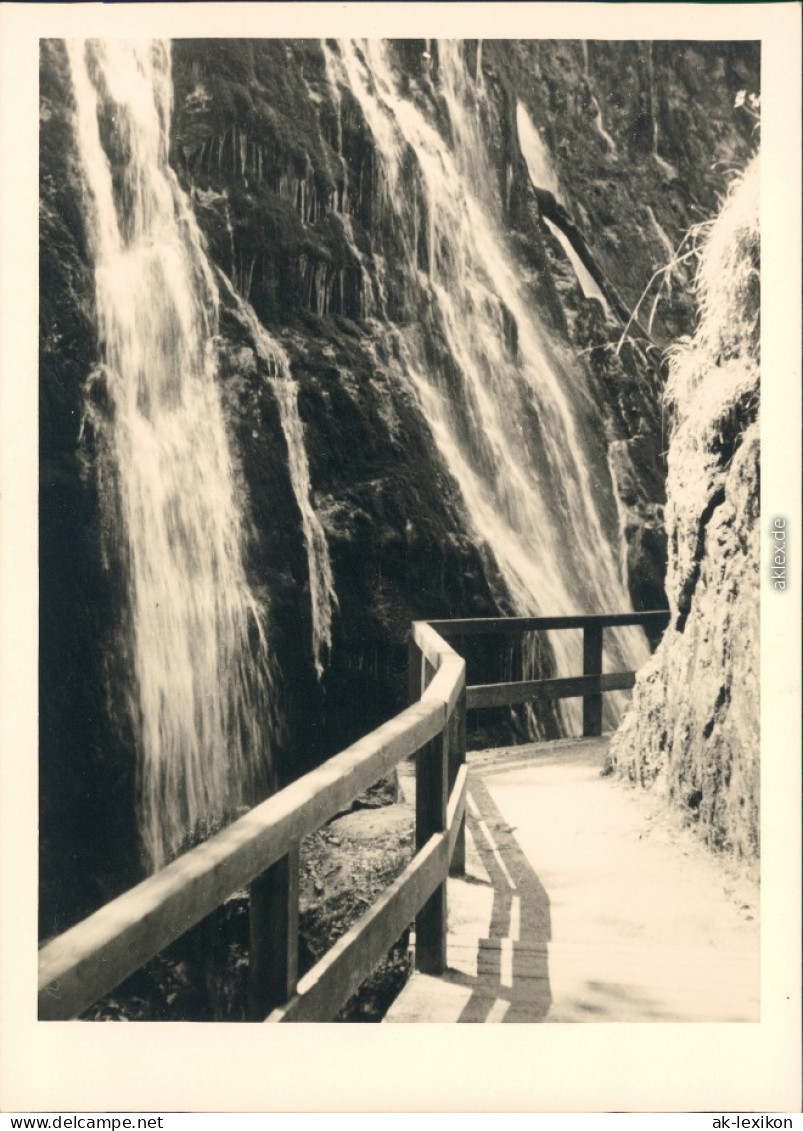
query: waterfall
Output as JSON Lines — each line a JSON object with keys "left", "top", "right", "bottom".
{"left": 606, "top": 442, "right": 633, "bottom": 591}
{"left": 320, "top": 39, "right": 387, "bottom": 319}
{"left": 591, "top": 96, "right": 618, "bottom": 158}
{"left": 646, "top": 204, "right": 677, "bottom": 263}
{"left": 216, "top": 271, "right": 338, "bottom": 678}
{"left": 516, "top": 103, "right": 612, "bottom": 314}
{"left": 272, "top": 380, "right": 338, "bottom": 678}
{"left": 331, "top": 40, "right": 647, "bottom": 730}
{"left": 647, "top": 45, "right": 678, "bottom": 180}
{"left": 67, "top": 40, "right": 275, "bottom": 871}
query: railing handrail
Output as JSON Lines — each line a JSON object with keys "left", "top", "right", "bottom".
{"left": 433, "top": 608, "right": 668, "bottom": 730}
{"left": 38, "top": 608, "right": 667, "bottom": 1022}
{"left": 425, "top": 610, "right": 670, "bottom": 636}
{"left": 466, "top": 670, "right": 637, "bottom": 710}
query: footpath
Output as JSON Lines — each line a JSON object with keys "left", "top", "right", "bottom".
{"left": 387, "top": 737, "right": 759, "bottom": 1023}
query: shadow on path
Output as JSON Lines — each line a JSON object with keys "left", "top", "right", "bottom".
{"left": 390, "top": 738, "right": 759, "bottom": 1023}
{"left": 452, "top": 774, "right": 552, "bottom": 1022}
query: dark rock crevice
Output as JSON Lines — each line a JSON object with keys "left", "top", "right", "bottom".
{"left": 674, "top": 483, "right": 726, "bottom": 633}
{"left": 532, "top": 185, "right": 637, "bottom": 329}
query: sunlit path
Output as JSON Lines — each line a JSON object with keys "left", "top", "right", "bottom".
{"left": 388, "top": 738, "right": 759, "bottom": 1023}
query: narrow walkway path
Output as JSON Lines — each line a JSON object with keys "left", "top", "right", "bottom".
{"left": 387, "top": 737, "right": 759, "bottom": 1023}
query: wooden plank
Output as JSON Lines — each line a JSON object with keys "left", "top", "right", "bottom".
{"left": 466, "top": 671, "right": 636, "bottom": 710}
{"left": 266, "top": 773, "right": 464, "bottom": 1022}
{"left": 266, "top": 834, "right": 448, "bottom": 1023}
{"left": 421, "top": 655, "right": 465, "bottom": 718}
{"left": 415, "top": 713, "right": 448, "bottom": 975}
{"left": 446, "top": 764, "right": 468, "bottom": 865}
{"left": 427, "top": 611, "right": 670, "bottom": 636}
{"left": 448, "top": 687, "right": 467, "bottom": 877}
{"left": 247, "top": 844, "right": 299, "bottom": 1020}
{"left": 408, "top": 635, "right": 423, "bottom": 706}
{"left": 412, "top": 621, "right": 460, "bottom": 667}
{"left": 38, "top": 696, "right": 443, "bottom": 1020}
{"left": 583, "top": 623, "right": 604, "bottom": 738}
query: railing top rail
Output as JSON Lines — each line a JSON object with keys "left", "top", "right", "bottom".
{"left": 426, "top": 610, "right": 670, "bottom": 636}
{"left": 421, "top": 654, "right": 465, "bottom": 716}
{"left": 411, "top": 620, "right": 461, "bottom": 665}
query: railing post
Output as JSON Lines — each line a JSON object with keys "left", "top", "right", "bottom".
{"left": 415, "top": 715, "right": 448, "bottom": 974}
{"left": 247, "top": 843, "right": 299, "bottom": 1021}
{"left": 582, "top": 623, "right": 604, "bottom": 737}
{"left": 448, "top": 680, "right": 467, "bottom": 877}
{"left": 408, "top": 633, "right": 422, "bottom": 705}
{"left": 409, "top": 633, "right": 435, "bottom": 700}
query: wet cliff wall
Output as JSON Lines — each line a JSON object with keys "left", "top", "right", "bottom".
{"left": 507, "top": 40, "right": 760, "bottom": 614}
{"left": 167, "top": 37, "right": 758, "bottom": 629}
{"left": 39, "top": 38, "right": 759, "bottom": 932}
{"left": 608, "top": 156, "right": 760, "bottom": 859}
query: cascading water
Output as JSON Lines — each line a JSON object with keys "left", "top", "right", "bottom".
{"left": 516, "top": 103, "right": 612, "bottom": 315}
{"left": 67, "top": 40, "right": 275, "bottom": 870}
{"left": 216, "top": 271, "right": 338, "bottom": 678}
{"left": 329, "top": 39, "right": 647, "bottom": 730}
{"left": 321, "top": 40, "right": 388, "bottom": 320}
{"left": 591, "top": 96, "right": 618, "bottom": 158}
{"left": 272, "top": 379, "right": 338, "bottom": 678}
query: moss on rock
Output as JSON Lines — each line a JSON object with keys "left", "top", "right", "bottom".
{"left": 609, "top": 157, "right": 760, "bottom": 859}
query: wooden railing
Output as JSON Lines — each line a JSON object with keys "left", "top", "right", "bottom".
{"left": 425, "top": 610, "right": 670, "bottom": 737}
{"left": 38, "top": 609, "right": 667, "bottom": 1022}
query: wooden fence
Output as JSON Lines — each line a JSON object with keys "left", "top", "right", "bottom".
{"left": 38, "top": 609, "right": 668, "bottom": 1022}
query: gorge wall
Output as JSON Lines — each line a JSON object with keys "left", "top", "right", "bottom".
{"left": 608, "top": 156, "right": 760, "bottom": 860}
{"left": 39, "top": 38, "right": 759, "bottom": 934}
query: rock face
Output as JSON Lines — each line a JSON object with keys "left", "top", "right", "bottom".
{"left": 39, "top": 38, "right": 759, "bottom": 933}
{"left": 500, "top": 40, "right": 759, "bottom": 612}
{"left": 608, "top": 157, "right": 760, "bottom": 859}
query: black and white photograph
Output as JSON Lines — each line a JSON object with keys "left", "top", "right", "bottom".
{"left": 1, "top": 0, "right": 800, "bottom": 1115}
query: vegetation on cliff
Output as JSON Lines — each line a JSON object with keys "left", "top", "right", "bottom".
{"left": 608, "top": 156, "right": 760, "bottom": 860}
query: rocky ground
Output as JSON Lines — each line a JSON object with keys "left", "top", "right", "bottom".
{"left": 80, "top": 776, "right": 415, "bottom": 1022}
{"left": 299, "top": 779, "right": 415, "bottom": 1022}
